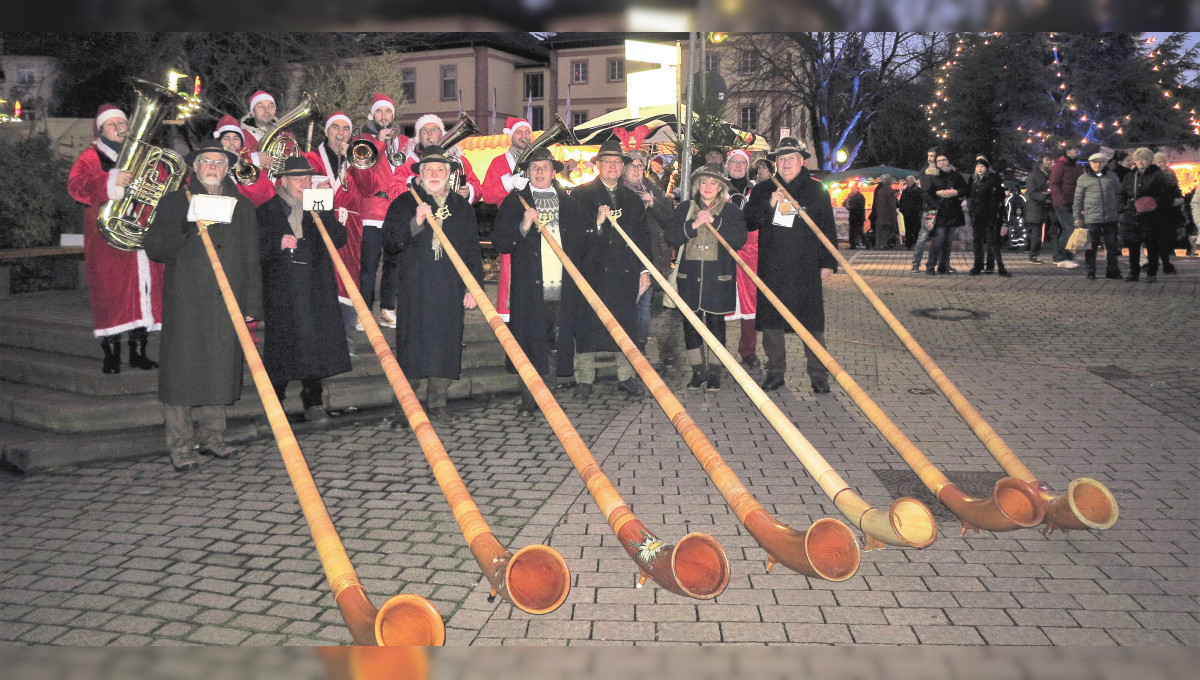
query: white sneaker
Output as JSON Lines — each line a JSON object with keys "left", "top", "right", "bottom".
{"left": 378, "top": 309, "right": 397, "bottom": 328}
{"left": 354, "top": 319, "right": 364, "bottom": 332}
{"left": 1056, "top": 259, "right": 1079, "bottom": 268}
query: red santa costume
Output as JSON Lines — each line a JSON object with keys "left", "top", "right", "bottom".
{"left": 399, "top": 113, "right": 483, "bottom": 204}
{"left": 722, "top": 149, "right": 760, "bottom": 363}
{"left": 67, "top": 105, "right": 164, "bottom": 341}
{"left": 213, "top": 115, "right": 274, "bottom": 206}
{"left": 357, "top": 93, "right": 412, "bottom": 227}
{"left": 242, "top": 90, "right": 275, "bottom": 143}
{"left": 302, "top": 112, "right": 382, "bottom": 308}
{"left": 481, "top": 117, "right": 534, "bottom": 321}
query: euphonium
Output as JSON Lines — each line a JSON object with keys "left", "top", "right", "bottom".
{"left": 438, "top": 112, "right": 479, "bottom": 192}
{"left": 255, "top": 91, "right": 318, "bottom": 181}
{"left": 97, "top": 78, "right": 187, "bottom": 252}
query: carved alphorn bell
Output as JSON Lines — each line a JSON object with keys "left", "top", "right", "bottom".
{"left": 702, "top": 222, "right": 1044, "bottom": 535}
{"left": 193, "top": 221, "right": 444, "bottom": 645}
{"left": 767, "top": 176, "right": 1118, "bottom": 536}
{"left": 603, "top": 211, "right": 937, "bottom": 551}
{"left": 309, "top": 211, "right": 571, "bottom": 615}
{"left": 518, "top": 196, "right": 860, "bottom": 580}
{"left": 409, "top": 188, "right": 730, "bottom": 599}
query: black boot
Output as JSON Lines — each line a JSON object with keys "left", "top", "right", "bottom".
{"left": 100, "top": 335, "right": 121, "bottom": 374}
{"left": 705, "top": 368, "right": 721, "bottom": 392}
{"left": 687, "top": 365, "right": 705, "bottom": 390}
{"left": 127, "top": 328, "right": 158, "bottom": 370}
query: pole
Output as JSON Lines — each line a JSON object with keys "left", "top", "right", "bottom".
{"left": 682, "top": 32, "right": 696, "bottom": 198}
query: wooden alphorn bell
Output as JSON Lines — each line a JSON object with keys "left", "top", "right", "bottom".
{"left": 410, "top": 188, "right": 730, "bottom": 599}
{"left": 602, "top": 210, "right": 937, "bottom": 551}
{"left": 520, "top": 196, "right": 860, "bottom": 580}
{"left": 309, "top": 211, "right": 571, "bottom": 615}
{"left": 702, "top": 221, "right": 1045, "bottom": 535}
{"left": 765, "top": 176, "right": 1118, "bottom": 535}
{"left": 193, "top": 220, "right": 444, "bottom": 645}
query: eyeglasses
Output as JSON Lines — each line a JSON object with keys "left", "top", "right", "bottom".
{"left": 196, "top": 159, "right": 228, "bottom": 168}
{"left": 629, "top": 162, "right": 645, "bottom": 169}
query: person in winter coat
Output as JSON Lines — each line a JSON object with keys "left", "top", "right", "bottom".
{"left": 924, "top": 153, "right": 968, "bottom": 274}
{"left": 843, "top": 185, "right": 866, "bottom": 249}
{"left": 256, "top": 157, "right": 351, "bottom": 422}
{"left": 143, "top": 140, "right": 262, "bottom": 472}
{"left": 1072, "top": 152, "right": 1123, "bottom": 280}
{"left": 67, "top": 104, "right": 165, "bottom": 375}
{"left": 1023, "top": 153, "right": 1054, "bottom": 263}
{"left": 724, "top": 149, "right": 761, "bottom": 368}
{"left": 967, "top": 158, "right": 1009, "bottom": 276}
{"left": 911, "top": 149, "right": 941, "bottom": 271}
{"left": 622, "top": 148, "right": 675, "bottom": 357}
{"left": 665, "top": 163, "right": 748, "bottom": 392}
{"left": 1120, "top": 147, "right": 1176, "bottom": 283}
{"left": 743, "top": 138, "right": 837, "bottom": 395}
{"left": 1153, "top": 151, "right": 1183, "bottom": 275}
{"left": 898, "top": 175, "right": 924, "bottom": 250}
{"left": 382, "top": 145, "right": 483, "bottom": 423}
{"left": 492, "top": 148, "right": 593, "bottom": 415}
{"left": 1048, "top": 141, "right": 1083, "bottom": 266}
{"left": 869, "top": 175, "right": 900, "bottom": 249}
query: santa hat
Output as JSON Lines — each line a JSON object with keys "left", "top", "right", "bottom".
{"left": 93, "top": 104, "right": 127, "bottom": 137}
{"left": 212, "top": 115, "right": 245, "bottom": 142}
{"left": 325, "top": 112, "right": 352, "bottom": 131}
{"left": 504, "top": 117, "right": 531, "bottom": 135}
{"left": 249, "top": 90, "right": 275, "bottom": 111}
{"left": 414, "top": 114, "right": 445, "bottom": 134}
{"left": 369, "top": 93, "right": 395, "bottom": 117}
{"left": 726, "top": 149, "right": 750, "bottom": 165}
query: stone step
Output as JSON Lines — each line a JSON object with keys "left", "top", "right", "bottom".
{"left": 0, "top": 336, "right": 510, "bottom": 397}
{"left": 0, "top": 364, "right": 527, "bottom": 435}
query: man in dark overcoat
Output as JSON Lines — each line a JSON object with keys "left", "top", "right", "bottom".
{"left": 382, "top": 145, "right": 483, "bottom": 423}
{"left": 257, "top": 157, "right": 351, "bottom": 422}
{"left": 143, "top": 139, "right": 262, "bottom": 471}
{"left": 743, "top": 137, "right": 837, "bottom": 395}
{"left": 493, "top": 148, "right": 594, "bottom": 415}
{"left": 560, "top": 139, "right": 652, "bottom": 401}
{"left": 924, "top": 153, "right": 968, "bottom": 274}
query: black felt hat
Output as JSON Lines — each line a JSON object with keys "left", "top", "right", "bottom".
{"left": 517, "top": 147, "right": 565, "bottom": 173}
{"left": 185, "top": 139, "right": 239, "bottom": 167}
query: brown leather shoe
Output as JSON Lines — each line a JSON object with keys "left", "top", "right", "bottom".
{"left": 169, "top": 448, "right": 200, "bottom": 471}
{"left": 427, "top": 406, "right": 460, "bottom": 423}
{"left": 199, "top": 441, "right": 238, "bottom": 459}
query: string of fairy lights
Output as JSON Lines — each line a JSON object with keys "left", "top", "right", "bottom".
{"left": 924, "top": 33, "right": 1196, "bottom": 151}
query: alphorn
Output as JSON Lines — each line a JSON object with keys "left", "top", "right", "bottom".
{"left": 410, "top": 188, "right": 730, "bottom": 599}
{"left": 310, "top": 211, "right": 570, "bottom": 615}
{"left": 192, "top": 219, "right": 444, "bottom": 645}
{"left": 702, "top": 221, "right": 1044, "bottom": 534}
{"left": 604, "top": 211, "right": 937, "bottom": 550}
{"left": 517, "top": 195, "right": 860, "bottom": 580}
{"left": 765, "top": 175, "right": 1118, "bottom": 534}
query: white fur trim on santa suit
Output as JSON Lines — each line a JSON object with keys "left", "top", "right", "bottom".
{"left": 249, "top": 91, "right": 275, "bottom": 110}
{"left": 325, "top": 113, "right": 352, "bottom": 131}
{"left": 95, "top": 108, "right": 127, "bottom": 132}
{"left": 726, "top": 149, "right": 750, "bottom": 167}
{"left": 316, "top": 145, "right": 341, "bottom": 191}
{"left": 106, "top": 169, "right": 126, "bottom": 201}
{"left": 370, "top": 94, "right": 395, "bottom": 118}
{"left": 414, "top": 114, "right": 445, "bottom": 134}
{"left": 504, "top": 117, "right": 531, "bottom": 135}
{"left": 214, "top": 123, "right": 245, "bottom": 141}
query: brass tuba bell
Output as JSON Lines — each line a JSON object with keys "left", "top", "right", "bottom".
{"left": 515, "top": 114, "right": 579, "bottom": 175}
{"left": 97, "top": 78, "right": 188, "bottom": 251}
{"left": 438, "top": 112, "right": 479, "bottom": 192}
{"left": 250, "top": 92, "right": 318, "bottom": 183}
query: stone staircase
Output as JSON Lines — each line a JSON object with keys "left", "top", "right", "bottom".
{"left": 0, "top": 285, "right": 565, "bottom": 473}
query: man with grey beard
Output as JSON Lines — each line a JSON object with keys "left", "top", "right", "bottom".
{"left": 144, "top": 139, "right": 263, "bottom": 471}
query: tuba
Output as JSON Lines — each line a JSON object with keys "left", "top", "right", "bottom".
{"left": 515, "top": 114, "right": 579, "bottom": 172}
{"left": 239, "top": 92, "right": 318, "bottom": 185}
{"left": 97, "top": 78, "right": 188, "bottom": 251}
{"left": 438, "top": 112, "right": 479, "bottom": 192}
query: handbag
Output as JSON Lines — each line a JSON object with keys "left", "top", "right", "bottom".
{"left": 1134, "top": 196, "right": 1157, "bottom": 213}
{"left": 1065, "top": 226, "right": 1091, "bottom": 252}
{"left": 661, "top": 257, "right": 679, "bottom": 309}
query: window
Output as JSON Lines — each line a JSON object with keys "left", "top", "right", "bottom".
{"left": 607, "top": 58, "right": 625, "bottom": 82}
{"left": 704, "top": 54, "right": 721, "bottom": 72}
{"left": 738, "top": 51, "right": 756, "bottom": 74}
{"left": 18, "top": 68, "right": 36, "bottom": 85}
{"left": 571, "top": 111, "right": 590, "bottom": 127}
{"left": 400, "top": 68, "right": 416, "bottom": 103}
{"left": 524, "top": 72, "right": 544, "bottom": 100}
{"left": 780, "top": 108, "right": 793, "bottom": 129}
{"left": 530, "top": 106, "right": 544, "bottom": 132}
{"left": 440, "top": 65, "right": 457, "bottom": 101}
{"left": 571, "top": 60, "right": 589, "bottom": 84}
{"left": 740, "top": 104, "right": 758, "bottom": 131}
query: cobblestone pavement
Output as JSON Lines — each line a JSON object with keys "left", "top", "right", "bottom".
{"left": 1, "top": 248, "right": 1197, "bottom": 646}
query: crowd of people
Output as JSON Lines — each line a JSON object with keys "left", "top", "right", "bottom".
{"left": 68, "top": 88, "right": 1194, "bottom": 472}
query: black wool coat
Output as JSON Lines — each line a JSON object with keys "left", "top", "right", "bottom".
{"left": 492, "top": 184, "right": 593, "bottom": 375}
{"left": 1120, "top": 164, "right": 1175, "bottom": 244}
{"left": 925, "top": 169, "right": 968, "bottom": 229}
{"left": 744, "top": 168, "right": 837, "bottom": 333}
{"left": 968, "top": 170, "right": 1004, "bottom": 229}
{"left": 665, "top": 199, "right": 747, "bottom": 315}
{"left": 382, "top": 185, "right": 483, "bottom": 380}
{"left": 143, "top": 175, "right": 262, "bottom": 406}
{"left": 558, "top": 178, "right": 651, "bottom": 375}
{"left": 256, "top": 195, "right": 351, "bottom": 385}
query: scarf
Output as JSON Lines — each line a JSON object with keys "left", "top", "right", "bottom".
{"left": 99, "top": 137, "right": 123, "bottom": 156}
{"left": 531, "top": 188, "right": 563, "bottom": 300}
{"left": 276, "top": 187, "right": 304, "bottom": 239}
